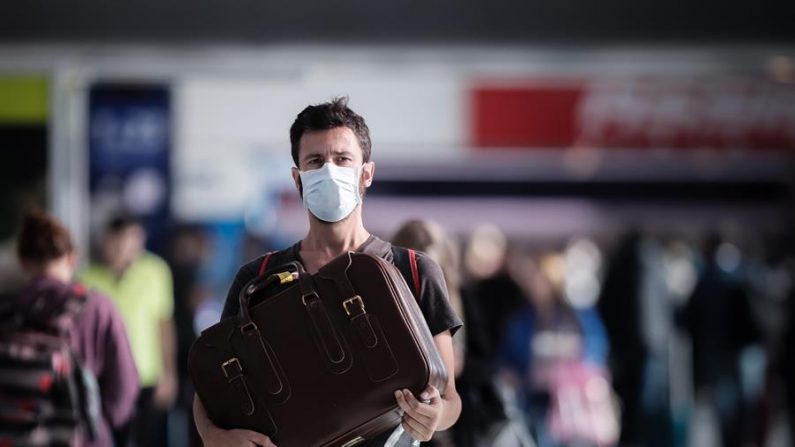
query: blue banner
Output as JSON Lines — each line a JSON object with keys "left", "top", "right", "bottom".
{"left": 88, "top": 83, "right": 171, "bottom": 254}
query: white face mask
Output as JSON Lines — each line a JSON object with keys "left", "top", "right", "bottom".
{"left": 299, "top": 163, "right": 363, "bottom": 223}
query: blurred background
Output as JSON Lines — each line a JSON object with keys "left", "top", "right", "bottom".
{"left": 1, "top": 1, "right": 794, "bottom": 446}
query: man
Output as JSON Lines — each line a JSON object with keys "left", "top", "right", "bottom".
{"left": 194, "top": 97, "right": 463, "bottom": 447}
{"left": 81, "top": 215, "right": 179, "bottom": 446}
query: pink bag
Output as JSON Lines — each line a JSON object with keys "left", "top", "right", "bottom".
{"left": 546, "top": 361, "right": 621, "bottom": 447}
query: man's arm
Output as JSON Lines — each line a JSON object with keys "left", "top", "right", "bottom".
{"left": 395, "top": 330, "right": 462, "bottom": 441}
{"left": 193, "top": 394, "right": 276, "bottom": 447}
{"left": 154, "top": 318, "right": 179, "bottom": 409}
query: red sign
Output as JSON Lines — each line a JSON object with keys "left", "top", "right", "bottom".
{"left": 472, "top": 78, "right": 795, "bottom": 150}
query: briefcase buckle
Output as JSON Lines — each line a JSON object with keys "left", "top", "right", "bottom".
{"left": 221, "top": 357, "right": 243, "bottom": 379}
{"left": 342, "top": 295, "right": 365, "bottom": 316}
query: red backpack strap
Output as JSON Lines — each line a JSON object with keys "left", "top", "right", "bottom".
{"left": 408, "top": 249, "right": 421, "bottom": 297}
{"left": 257, "top": 252, "right": 275, "bottom": 277}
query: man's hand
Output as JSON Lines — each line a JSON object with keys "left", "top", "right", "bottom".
{"left": 203, "top": 427, "right": 277, "bottom": 447}
{"left": 153, "top": 371, "right": 178, "bottom": 410}
{"left": 394, "top": 385, "right": 443, "bottom": 442}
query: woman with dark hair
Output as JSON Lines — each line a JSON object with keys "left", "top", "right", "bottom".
{"left": 392, "top": 219, "right": 474, "bottom": 447}
{"left": 14, "top": 209, "right": 140, "bottom": 447}
{"left": 392, "top": 219, "right": 466, "bottom": 376}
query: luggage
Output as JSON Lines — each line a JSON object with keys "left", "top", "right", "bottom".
{"left": 189, "top": 251, "right": 448, "bottom": 447}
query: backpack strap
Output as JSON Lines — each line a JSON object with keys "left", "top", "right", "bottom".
{"left": 258, "top": 252, "right": 275, "bottom": 276}
{"left": 391, "top": 247, "right": 422, "bottom": 299}
{"left": 408, "top": 249, "right": 421, "bottom": 298}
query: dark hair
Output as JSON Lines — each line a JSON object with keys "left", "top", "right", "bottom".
{"left": 16, "top": 209, "right": 75, "bottom": 264}
{"left": 289, "top": 97, "right": 372, "bottom": 167}
{"left": 106, "top": 213, "right": 141, "bottom": 234}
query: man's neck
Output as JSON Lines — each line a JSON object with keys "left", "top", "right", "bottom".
{"left": 301, "top": 211, "right": 371, "bottom": 259}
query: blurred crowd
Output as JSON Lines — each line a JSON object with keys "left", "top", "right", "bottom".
{"left": 3, "top": 210, "right": 795, "bottom": 447}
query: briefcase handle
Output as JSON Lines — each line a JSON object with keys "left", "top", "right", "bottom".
{"left": 238, "top": 261, "right": 320, "bottom": 325}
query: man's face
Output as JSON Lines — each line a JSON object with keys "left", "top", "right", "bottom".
{"left": 291, "top": 126, "right": 375, "bottom": 196}
{"left": 102, "top": 226, "right": 145, "bottom": 273}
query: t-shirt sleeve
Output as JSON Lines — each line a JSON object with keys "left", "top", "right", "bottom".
{"left": 93, "top": 292, "right": 140, "bottom": 428}
{"left": 155, "top": 257, "right": 174, "bottom": 320}
{"left": 414, "top": 252, "right": 463, "bottom": 337}
{"left": 220, "top": 260, "right": 259, "bottom": 321}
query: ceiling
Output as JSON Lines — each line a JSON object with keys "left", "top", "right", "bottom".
{"left": 2, "top": 0, "right": 793, "bottom": 44}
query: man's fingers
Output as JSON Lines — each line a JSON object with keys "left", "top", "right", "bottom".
{"left": 421, "top": 385, "right": 442, "bottom": 406}
{"left": 394, "top": 390, "right": 412, "bottom": 414}
{"left": 401, "top": 415, "right": 430, "bottom": 442}
{"left": 399, "top": 389, "right": 438, "bottom": 419}
{"left": 242, "top": 430, "right": 276, "bottom": 447}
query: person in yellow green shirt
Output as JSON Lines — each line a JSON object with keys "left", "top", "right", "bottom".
{"left": 81, "top": 214, "right": 178, "bottom": 447}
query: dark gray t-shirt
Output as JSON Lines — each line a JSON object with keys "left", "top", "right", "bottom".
{"left": 219, "top": 236, "right": 463, "bottom": 446}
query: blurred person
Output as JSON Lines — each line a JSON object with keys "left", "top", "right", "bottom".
{"left": 676, "top": 233, "right": 761, "bottom": 447}
{"left": 598, "top": 230, "right": 675, "bottom": 447}
{"left": 463, "top": 224, "right": 526, "bottom": 368}
{"left": 193, "top": 97, "right": 463, "bottom": 447}
{"left": 783, "top": 263, "right": 795, "bottom": 445}
{"left": 11, "top": 209, "right": 139, "bottom": 447}
{"left": 167, "top": 225, "right": 212, "bottom": 447}
{"left": 392, "top": 218, "right": 466, "bottom": 377}
{"left": 81, "top": 214, "right": 178, "bottom": 447}
{"left": 500, "top": 252, "right": 611, "bottom": 447}
{"left": 458, "top": 225, "right": 529, "bottom": 446}
{"left": 392, "top": 219, "right": 470, "bottom": 447}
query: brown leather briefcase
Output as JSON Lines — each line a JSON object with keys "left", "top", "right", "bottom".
{"left": 188, "top": 251, "right": 448, "bottom": 447}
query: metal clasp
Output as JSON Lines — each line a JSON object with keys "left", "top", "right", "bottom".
{"left": 342, "top": 295, "right": 364, "bottom": 316}
{"left": 341, "top": 436, "right": 365, "bottom": 447}
{"left": 277, "top": 271, "right": 298, "bottom": 284}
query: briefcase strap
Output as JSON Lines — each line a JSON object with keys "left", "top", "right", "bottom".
{"left": 239, "top": 323, "right": 291, "bottom": 404}
{"left": 221, "top": 357, "right": 256, "bottom": 416}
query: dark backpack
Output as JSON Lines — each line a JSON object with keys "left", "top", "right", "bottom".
{"left": 0, "top": 284, "right": 100, "bottom": 447}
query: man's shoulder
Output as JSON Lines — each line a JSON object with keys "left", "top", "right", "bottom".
{"left": 391, "top": 247, "right": 443, "bottom": 277}
{"left": 137, "top": 251, "right": 170, "bottom": 270}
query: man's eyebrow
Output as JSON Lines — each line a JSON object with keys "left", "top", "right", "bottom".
{"left": 301, "top": 149, "right": 354, "bottom": 161}
{"left": 301, "top": 152, "right": 323, "bottom": 161}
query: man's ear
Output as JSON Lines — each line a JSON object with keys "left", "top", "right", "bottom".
{"left": 361, "top": 161, "right": 375, "bottom": 188}
{"left": 291, "top": 167, "right": 303, "bottom": 196}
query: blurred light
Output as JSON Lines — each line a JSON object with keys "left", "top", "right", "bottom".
{"left": 565, "top": 269, "right": 600, "bottom": 309}
{"left": 123, "top": 168, "right": 167, "bottom": 214}
{"left": 715, "top": 242, "right": 741, "bottom": 273}
{"left": 666, "top": 257, "right": 697, "bottom": 300}
{"left": 565, "top": 238, "right": 603, "bottom": 273}
{"left": 563, "top": 238, "right": 602, "bottom": 308}
{"left": 664, "top": 241, "right": 698, "bottom": 301}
